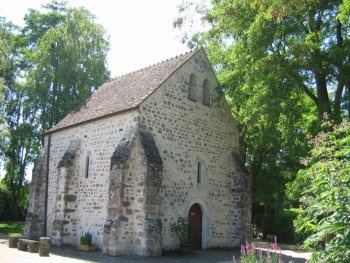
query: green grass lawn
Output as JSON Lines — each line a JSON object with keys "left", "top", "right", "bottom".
{"left": 0, "top": 221, "right": 25, "bottom": 236}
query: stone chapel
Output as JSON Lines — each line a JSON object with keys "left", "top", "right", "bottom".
{"left": 24, "top": 48, "right": 251, "bottom": 256}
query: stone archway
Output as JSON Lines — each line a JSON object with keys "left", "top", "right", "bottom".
{"left": 188, "top": 203, "right": 202, "bottom": 250}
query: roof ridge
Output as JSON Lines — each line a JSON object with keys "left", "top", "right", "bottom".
{"left": 46, "top": 48, "right": 202, "bottom": 134}
{"left": 107, "top": 49, "right": 197, "bottom": 83}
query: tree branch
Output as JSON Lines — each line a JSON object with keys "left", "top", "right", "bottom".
{"left": 301, "top": 84, "right": 318, "bottom": 104}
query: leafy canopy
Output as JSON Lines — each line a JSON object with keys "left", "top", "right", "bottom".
{"left": 24, "top": 1, "right": 110, "bottom": 131}
{"left": 175, "top": 0, "right": 350, "bottom": 211}
{"left": 0, "top": 0, "right": 110, "bottom": 220}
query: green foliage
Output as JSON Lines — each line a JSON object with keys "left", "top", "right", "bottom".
{"left": 0, "top": 19, "right": 13, "bottom": 155}
{"left": 175, "top": 0, "right": 349, "bottom": 213}
{"left": 0, "top": 78, "right": 8, "bottom": 152}
{"left": 0, "top": 1, "right": 110, "bottom": 220}
{"left": 24, "top": 1, "right": 110, "bottom": 131}
{"left": 170, "top": 216, "right": 192, "bottom": 246}
{"left": 0, "top": 183, "right": 12, "bottom": 220}
{"left": 254, "top": 209, "right": 299, "bottom": 244}
{"left": 0, "top": 220, "right": 25, "bottom": 235}
{"left": 294, "top": 119, "right": 350, "bottom": 262}
{"left": 0, "top": 17, "right": 35, "bottom": 220}
{"left": 80, "top": 232, "right": 92, "bottom": 245}
{"left": 177, "top": 0, "right": 350, "bottom": 120}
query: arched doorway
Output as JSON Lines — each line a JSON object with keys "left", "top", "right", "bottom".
{"left": 188, "top": 203, "right": 202, "bottom": 250}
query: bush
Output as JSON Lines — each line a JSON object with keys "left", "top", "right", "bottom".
{"left": 170, "top": 216, "right": 192, "bottom": 246}
{"left": 254, "top": 209, "right": 299, "bottom": 244}
{"left": 80, "top": 232, "right": 92, "bottom": 245}
{"left": 294, "top": 119, "right": 350, "bottom": 262}
{"left": 0, "top": 183, "right": 12, "bottom": 220}
{"left": 0, "top": 181, "right": 29, "bottom": 220}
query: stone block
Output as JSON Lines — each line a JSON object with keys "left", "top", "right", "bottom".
{"left": 28, "top": 241, "right": 39, "bottom": 253}
{"left": 39, "top": 237, "right": 50, "bottom": 257}
{"left": 119, "top": 215, "right": 129, "bottom": 222}
{"left": 8, "top": 235, "right": 19, "bottom": 248}
{"left": 63, "top": 194, "right": 77, "bottom": 202}
{"left": 17, "top": 242, "right": 27, "bottom": 251}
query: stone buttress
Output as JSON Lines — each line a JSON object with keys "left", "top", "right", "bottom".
{"left": 103, "top": 128, "right": 163, "bottom": 256}
{"left": 24, "top": 148, "right": 48, "bottom": 240}
{"left": 51, "top": 140, "right": 81, "bottom": 246}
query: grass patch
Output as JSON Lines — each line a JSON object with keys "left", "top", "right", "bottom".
{"left": 0, "top": 221, "right": 25, "bottom": 236}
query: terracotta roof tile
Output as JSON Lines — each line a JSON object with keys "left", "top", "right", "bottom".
{"left": 48, "top": 49, "right": 198, "bottom": 133}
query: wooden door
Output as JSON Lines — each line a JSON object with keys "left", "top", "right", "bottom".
{"left": 188, "top": 203, "right": 202, "bottom": 250}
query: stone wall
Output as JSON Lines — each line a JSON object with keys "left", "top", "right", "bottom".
{"left": 45, "top": 110, "right": 140, "bottom": 248}
{"left": 139, "top": 49, "right": 246, "bottom": 249}
{"left": 27, "top": 49, "right": 251, "bottom": 254}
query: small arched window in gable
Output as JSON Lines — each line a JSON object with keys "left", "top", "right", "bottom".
{"left": 189, "top": 73, "right": 197, "bottom": 101}
{"left": 203, "top": 79, "right": 211, "bottom": 106}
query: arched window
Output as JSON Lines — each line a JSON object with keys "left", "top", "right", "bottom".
{"left": 203, "top": 79, "right": 210, "bottom": 106}
{"left": 189, "top": 73, "right": 197, "bottom": 101}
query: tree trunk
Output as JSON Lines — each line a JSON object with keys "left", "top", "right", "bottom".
{"left": 333, "top": 20, "right": 345, "bottom": 123}
{"left": 314, "top": 70, "right": 332, "bottom": 118}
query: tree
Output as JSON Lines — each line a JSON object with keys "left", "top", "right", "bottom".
{"left": 2, "top": 90, "right": 39, "bottom": 219}
{"left": 0, "top": 0, "right": 110, "bottom": 219}
{"left": 0, "top": 18, "right": 13, "bottom": 145}
{"left": 0, "top": 77, "right": 8, "bottom": 153}
{"left": 175, "top": 0, "right": 350, "bottom": 212}
{"left": 293, "top": 118, "right": 350, "bottom": 263}
{"left": 0, "top": 17, "right": 40, "bottom": 219}
{"left": 177, "top": 0, "right": 350, "bottom": 120}
{"left": 24, "top": 1, "right": 110, "bottom": 131}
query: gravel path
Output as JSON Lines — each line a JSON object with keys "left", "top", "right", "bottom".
{"left": 0, "top": 237, "right": 311, "bottom": 263}
{"left": 0, "top": 237, "right": 236, "bottom": 263}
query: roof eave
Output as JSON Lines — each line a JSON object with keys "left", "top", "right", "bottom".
{"left": 43, "top": 106, "right": 139, "bottom": 136}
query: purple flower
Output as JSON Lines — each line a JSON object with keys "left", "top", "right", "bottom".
{"left": 232, "top": 254, "right": 236, "bottom": 263}
{"left": 241, "top": 244, "right": 245, "bottom": 253}
{"left": 245, "top": 243, "right": 250, "bottom": 253}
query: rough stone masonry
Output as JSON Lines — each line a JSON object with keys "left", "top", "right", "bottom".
{"left": 24, "top": 48, "right": 252, "bottom": 256}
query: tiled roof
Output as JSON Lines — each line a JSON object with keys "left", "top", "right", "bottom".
{"left": 48, "top": 49, "right": 198, "bottom": 133}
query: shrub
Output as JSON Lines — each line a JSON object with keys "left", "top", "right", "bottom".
{"left": 295, "top": 119, "right": 350, "bottom": 262}
{"left": 0, "top": 183, "right": 12, "bottom": 220}
{"left": 80, "top": 232, "right": 92, "bottom": 245}
{"left": 254, "top": 209, "right": 299, "bottom": 244}
{"left": 170, "top": 216, "right": 192, "bottom": 246}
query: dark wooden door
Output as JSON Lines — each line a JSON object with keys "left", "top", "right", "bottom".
{"left": 188, "top": 203, "right": 202, "bottom": 250}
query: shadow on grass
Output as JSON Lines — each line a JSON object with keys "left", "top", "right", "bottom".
{"left": 0, "top": 221, "right": 24, "bottom": 235}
